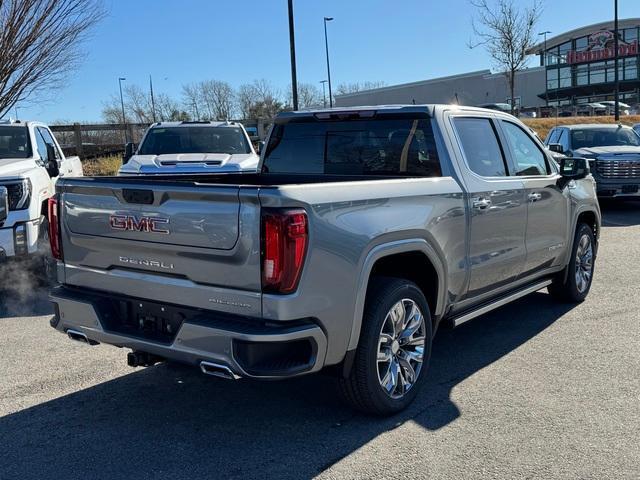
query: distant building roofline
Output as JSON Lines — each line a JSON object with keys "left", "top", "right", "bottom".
{"left": 526, "top": 17, "right": 640, "bottom": 54}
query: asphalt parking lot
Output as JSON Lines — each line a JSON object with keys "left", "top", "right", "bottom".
{"left": 0, "top": 201, "right": 638, "bottom": 480}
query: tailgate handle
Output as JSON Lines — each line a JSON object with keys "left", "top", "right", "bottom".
{"left": 122, "top": 189, "right": 154, "bottom": 205}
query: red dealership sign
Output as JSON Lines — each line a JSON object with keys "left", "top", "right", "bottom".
{"left": 566, "top": 30, "right": 638, "bottom": 64}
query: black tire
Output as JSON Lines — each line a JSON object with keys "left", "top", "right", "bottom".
{"left": 338, "top": 277, "right": 433, "bottom": 416}
{"left": 31, "top": 217, "right": 55, "bottom": 286}
{"left": 548, "top": 223, "right": 595, "bottom": 303}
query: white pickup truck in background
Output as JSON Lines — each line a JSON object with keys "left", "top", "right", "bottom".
{"left": 0, "top": 119, "right": 82, "bottom": 266}
{"left": 119, "top": 121, "right": 260, "bottom": 175}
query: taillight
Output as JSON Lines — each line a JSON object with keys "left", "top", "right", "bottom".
{"left": 261, "top": 209, "right": 308, "bottom": 294}
{"left": 48, "top": 195, "right": 62, "bottom": 260}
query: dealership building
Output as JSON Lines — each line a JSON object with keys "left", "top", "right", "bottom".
{"left": 334, "top": 18, "right": 640, "bottom": 111}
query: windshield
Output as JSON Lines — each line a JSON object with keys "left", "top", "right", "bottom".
{"left": 263, "top": 117, "right": 442, "bottom": 176}
{"left": 138, "top": 126, "right": 251, "bottom": 155}
{"left": 0, "top": 126, "right": 32, "bottom": 159}
{"left": 571, "top": 127, "right": 640, "bottom": 149}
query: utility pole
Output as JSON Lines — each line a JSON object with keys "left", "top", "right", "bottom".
{"left": 614, "top": 0, "right": 620, "bottom": 121}
{"left": 118, "top": 77, "right": 127, "bottom": 143}
{"left": 288, "top": 0, "right": 299, "bottom": 110}
{"left": 149, "top": 75, "right": 157, "bottom": 123}
{"left": 324, "top": 17, "right": 334, "bottom": 108}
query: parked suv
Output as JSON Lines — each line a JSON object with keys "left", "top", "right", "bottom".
{"left": 0, "top": 119, "right": 82, "bottom": 267}
{"left": 119, "top": 121, "right": 259, "bottom": 175}
{"left": 545, "top": 124, "right": 640, "bottom": 197}
{"left": 49, "top": 105, "right": 600, "bottom": 414}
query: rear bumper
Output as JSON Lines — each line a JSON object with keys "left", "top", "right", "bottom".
{"left": 49, "top": 286, "right": 328, "bottom": 379}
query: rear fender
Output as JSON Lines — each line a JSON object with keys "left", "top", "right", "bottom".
{"left": 347, "top": 239, "right": 447, "bottom": 351}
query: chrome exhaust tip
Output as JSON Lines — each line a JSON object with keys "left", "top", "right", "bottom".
{"left": 66, "top": 329, "right": 99, "bottom": 345}
{"left": 199, "top": 361, "right": 241, "bottom": 380}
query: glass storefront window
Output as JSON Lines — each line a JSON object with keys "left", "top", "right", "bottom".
{"left": 590, "top": 62, "right": 605, "bottom": 84}
{"left": 625, "top": 57, "right": 638, "bottom": 80}
{"left": 575, "top": 36, "right": 588, "bottom": 51}
{"left": 546, "top": 46, "right": 559, "bottom": 66}
{"left": 558, "top": 41, "right": 571, "bottom": 64}
{"left": 576, "top": 65, "right": 588, "bottom": 86}
{"left": 559, "top": 67, "right": 571, "bottom": 88}
{"left": 546, "top": 68, "right": 559, "bottom": 89}
{"left": 623, "top": 27, "right": 638, "bottom": 42}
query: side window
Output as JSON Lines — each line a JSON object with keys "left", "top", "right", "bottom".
{"left": 546, "top": 128, "right": 559, "bottom": 145}
{"left": 453, "top": 117, "right": 507, "bottom": 177}
{"left": 558, "top": 129, "right": 570, "bottom": 152}
{"left": 34, "top": 129, "right": 49, "bottom": 162}
{"left": 501, "top": 121, "right": 550, "bottom": 176}
{"left": 37, "top": 127, "right": 60, "bottom": 159}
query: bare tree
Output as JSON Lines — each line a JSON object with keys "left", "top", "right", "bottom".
{"left": 181, "top": 83, "right": 202, "bottom": 120}
{"left": 287, "top": 83, "right": 323, "bottom": 109}
{"left": 102, "top": 84, "right": 186, "bottom": 123}
{"left": 200, "top": 80, "right": 236, "bottom": 120}
{"left": 237, "top": 79, "right": 284, "bottom": 119}
{"left": 335, "top": 81, "right": 386, "bottom": 96}
{"left": 0, "top": 0, "right": 105, "bottom": 118}
{"left": 469, "top": 0, "right": 542, "bottom": 114}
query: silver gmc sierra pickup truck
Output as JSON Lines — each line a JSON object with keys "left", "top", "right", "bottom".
{"left": 48, "top": 105, "right": 601, "bottom": 415}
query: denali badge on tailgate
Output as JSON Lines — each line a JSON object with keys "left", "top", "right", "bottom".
{"left": 110, "top": 214, "right": 170, "bottom": 234}
{"left": 0, "top": 187, "right": 7, "bottom": 222}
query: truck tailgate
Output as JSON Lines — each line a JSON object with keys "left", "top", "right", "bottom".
{"left": 57, "top": 178, "right": 262, "bottom": 315}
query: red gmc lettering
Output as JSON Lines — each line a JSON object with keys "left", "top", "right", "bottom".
{"left": 109, "top": 215, "right": 170, "bottom": 234}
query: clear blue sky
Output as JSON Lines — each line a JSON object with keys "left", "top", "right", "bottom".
{"left": 16, "top": 0, "right": 638, "bottom": 123}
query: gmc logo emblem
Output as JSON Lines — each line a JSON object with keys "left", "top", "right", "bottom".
{"left": 109, "top": 214, "right": 170, "bottom": 234}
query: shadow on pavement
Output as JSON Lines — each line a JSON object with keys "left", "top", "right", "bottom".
{"left": 600, "top": 198, "right": 640, "bottom": 227}
{"left": 0, "top": 292, "right": 574, "bottom": 480}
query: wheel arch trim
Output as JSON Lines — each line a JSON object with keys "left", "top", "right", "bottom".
{"left": 347, "top": 239, "right": 447, "bottom": 351}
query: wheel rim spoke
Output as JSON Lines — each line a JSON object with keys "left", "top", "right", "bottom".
{"left": 376, "top": 297, "right": 427, "bottom": 399}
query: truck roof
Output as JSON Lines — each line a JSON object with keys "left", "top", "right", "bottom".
{"left": 555, "top": 124, "right": 633, "bottom": 130}
{"left": 275, "top": 104, "right": 514, "bottom": 121}
{"left": 148, "top": 121, "right": 242, "bottom": 129}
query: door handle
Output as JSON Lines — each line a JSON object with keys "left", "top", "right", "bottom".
{"left": 472, "top": 198, "right": 492, "bottom": 210}
{"left": 528, "top": 192, "right": 542, "bottom": 202}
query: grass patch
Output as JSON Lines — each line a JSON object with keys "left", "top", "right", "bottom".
{"left": 523, "top": 115, "right": 640, "bottom": 141}
{"left": 82, "top": 155, "right": 122, "bottom": 176}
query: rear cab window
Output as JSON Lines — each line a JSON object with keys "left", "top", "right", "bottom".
{"left": 262, "top": 115, "right": 442, "bottom": 177}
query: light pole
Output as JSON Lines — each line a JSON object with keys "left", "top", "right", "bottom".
{"left": 324, "top": 16, "right": 334, "bottom": 108}
{"left": 538, "top": 31, "right": 551, "bottom": 109}
{"left": 320, "top": 80, "right": 328, "bottom": 107}
{"left": 149, "top": 75, "right": 157, "bottom": 123}
{"left": 288, "top": 0, "right": 299, "bottom": 110}
{"left": 614, "top": 0, "right": 620, "bottom": 121}
{"left": 118, "top": 77, "right": 127, "bottom": 143}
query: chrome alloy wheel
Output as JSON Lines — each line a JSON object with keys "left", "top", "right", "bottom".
{"left": 575, "top": 233, "right": 593, "bottom": 293}
{"left": 377, "top": 299, "right": 426, "bottom": 399}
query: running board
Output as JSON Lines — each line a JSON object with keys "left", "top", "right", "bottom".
{"left": 451, "top": 279, "right": 553, "bottom": 327}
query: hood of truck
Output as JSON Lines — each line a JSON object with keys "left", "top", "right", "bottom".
{"left": 574, "top": 146, "right": 640, "bottom": 158}
{"left": 0, "top": 158, "right": 39, "bottom": 178}
{"left": 119, "top": 153, "right": 259, "bottom": 175}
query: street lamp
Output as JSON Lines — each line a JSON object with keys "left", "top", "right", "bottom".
{"left": 324, "top": 17, "right": 334, "bottom": 108}
{"left": 320, "top": 80, "right": 328, "bottom": 108}
{"left": 538, "top": 31, "right": 551, "bottom": 109}
{"left": 118, "top": 77, "right": 127, "bottom": 143}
